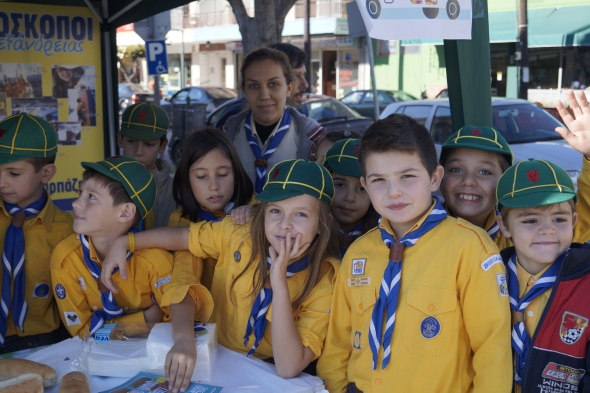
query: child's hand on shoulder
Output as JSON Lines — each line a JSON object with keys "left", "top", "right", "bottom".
{"left": 555, "top": 89, "right": 590, "bottom": 159}
{"left": 230, "top": 205, "right": 254, "bottom": 225}
{"left": 165, "top": 338, "right": 197, "bottom": 393}
{"left": 101, "top": 234, "right": 132, "bottom": 293}
{"left": 268, "top": 233, "right": 310, "bottom": 290}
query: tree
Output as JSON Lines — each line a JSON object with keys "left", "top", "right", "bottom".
{"left": 228, "top": 0, "right": 300, "bottom": 56}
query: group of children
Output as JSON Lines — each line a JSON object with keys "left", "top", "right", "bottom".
{"left": 0, "top": 55, "right": 589, "bottom": 393}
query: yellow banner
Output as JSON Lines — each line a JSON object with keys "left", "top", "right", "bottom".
{"left": 0, "top": 3, "right": 104, "bottom": 210}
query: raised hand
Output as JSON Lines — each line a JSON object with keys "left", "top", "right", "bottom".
{"left": 555, "top": 90, "right": 590, "bottom": 158}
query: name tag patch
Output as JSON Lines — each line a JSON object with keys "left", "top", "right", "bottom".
{"left": 155, "top": 276, "right": 171, "bottom": 289}
{"left": 352, "top": 259, "right": 366, "bottom": 275}
{"left": 496, "top": 273, "right": 508, "bottom": 297}
{"left": 421, "top": 316, "right": 441, "bottom": 339}
{"left": 64, "top": 311, "right": 81, "bottom": 326}
{"left": 481, "top": 254, "right": 502, "bottom": 271}
{"left": 32, "top": 283, "right": 49, "bottom": 298}
{"left": 347, "top": 277, "right": 371, "bottom": 287}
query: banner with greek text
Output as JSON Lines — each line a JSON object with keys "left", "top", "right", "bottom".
{"left": 0, "top": 3, "right": 103, "bottom": 210}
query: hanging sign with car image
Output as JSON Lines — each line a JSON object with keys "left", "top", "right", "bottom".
{"left": 357, "top": 0, "right": 472, "bottom": 40}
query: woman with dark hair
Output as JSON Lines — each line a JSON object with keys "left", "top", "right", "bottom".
{"left": 52, "top": 66, "right": 86, "bottom": 98}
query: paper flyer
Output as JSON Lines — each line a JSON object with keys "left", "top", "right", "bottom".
{"left": 99, "top": 371, "right": 223, "bottom": 393}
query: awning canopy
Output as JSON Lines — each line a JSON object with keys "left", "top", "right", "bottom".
{"left": 402, "top": 5, "right": 590, "bottom": 47}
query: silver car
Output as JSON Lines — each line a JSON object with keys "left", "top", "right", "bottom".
{"left": 379, "top": 98, "right": 582, "bottom": 184}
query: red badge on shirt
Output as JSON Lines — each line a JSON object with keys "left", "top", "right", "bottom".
{"left": 560, "top": 311, "right": 588, "bottom": 345}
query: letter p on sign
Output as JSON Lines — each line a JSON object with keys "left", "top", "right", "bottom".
{"left": 146, "top": 40, "right": 168, "bottom": 75}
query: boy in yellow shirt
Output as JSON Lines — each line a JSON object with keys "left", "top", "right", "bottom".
{"left": 317, "top": 114, "right": 512, "bottom": 392}
{"left": 0, "top": 114, "right": 73, "bottom": 353}
{"left": 50, "top": 157, "right": 205, "bottom": 338}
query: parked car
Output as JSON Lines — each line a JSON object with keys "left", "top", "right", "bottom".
{"left": 379, "top": 98, "right": 583, "bottom": 184}
{"left": 118, "top": 83, "right": 154, "bottom": 114}
{"left": 168, "top": 94, "right": 372, "bottom": 165}
{"left": 340, "top": 89, "right": 417, "bottom": 120}
{"left": 160, "top": 86, "right": 238, "bottom": 128}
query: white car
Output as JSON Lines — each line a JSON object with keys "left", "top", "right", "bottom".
{"left": 379, "top": 98, "right": 583, "bottom": 184}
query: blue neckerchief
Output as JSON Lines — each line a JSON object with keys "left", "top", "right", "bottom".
{"left": 244, "top": 109, "right": 292, "bottom": 194}
{"left": 243, "top": 255, "right": 309, "bottom": 356}
{"left": 196, "top": 201, "right": 235, "bottom": 222}
{"left": 0, "top": 192, "right": 47, "bottom": 346}
{"left": 80, "top": 234, "right": 133, "bottom": 336}
{"left": 339, "top": 224, "right": 363, "bottom": 258}
{"left": 487, "top": 208, "right": 501, "bottom": 239}
{"left": 507, "top": 251, "right": 565, "bottom": 384}
{"left": 369, "top": 198, "right": 447, "bottom": 370}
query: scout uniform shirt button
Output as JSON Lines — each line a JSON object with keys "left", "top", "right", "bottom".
{"left": 93, "top": 306, "right": 97, "bottom": 310}
{"left": 375, "top": 378, "right": 382, "bottom": 385}
{"left": 527, "top": 311, "right": 534, "bottom": 317}
{"left": 428, "top": 304, "right": 434, "bottom": 312}
{"left": 358, "top": 303, "right": 363, "bottom": 310}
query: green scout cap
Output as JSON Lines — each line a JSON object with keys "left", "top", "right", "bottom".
{"left": 0, "top": 114, "right": 57, "bottom": 165}
{"left": 496, "top": 158, "right": 576, "bottom": 208}
{"left": 81, "top": 156, "right": 156, "bottom": 218}
{"left": 324, "top": 138, "right": 362, "bottom": 178}
{"left": 441, "top": 125, "right": 513, "bottom": 166}
{"left": 120, "top": 102, "right": 169, "bottom": 141}
{"left": 256, "top": 159, "right": 334, "bottom": 205}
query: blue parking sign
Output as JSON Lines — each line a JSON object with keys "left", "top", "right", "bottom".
{"left": 146, "top": 40, "right": 168, "bottom": 75}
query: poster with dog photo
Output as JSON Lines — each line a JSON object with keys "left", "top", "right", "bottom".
{"left": 52, "top": 65, "right": 96, "bottom": 98}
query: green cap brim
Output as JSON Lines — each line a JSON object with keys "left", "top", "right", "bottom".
{"left": 499, "top": 191, "right": 576, "bottom": 209}
{"left": 255, "top": 188, "right": 304, "bottom": 203}
{"left": 0, "top": 154, "right": 28, "bottom": 166}
{"left": 120, "top": 127, "right": 166, "bottom": 141}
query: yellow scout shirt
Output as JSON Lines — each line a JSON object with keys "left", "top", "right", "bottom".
{"left": 0, "top": 197, "right": 73, "bottom": 338}
{"left": 318, "top": 213, "right": 512, "bottom": 393}
{"left": 50, "top": 233, "right": 173, "bottom": 338}
{"left": 187, "top": 217, "right": 339, "bottom": 360}
{"left": 167, "top": 208, "right": 225, "bottom": 291}
{"left": 573, "top": 157, "right": 590, "bottom": 243}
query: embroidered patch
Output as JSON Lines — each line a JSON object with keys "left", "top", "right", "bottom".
{"left": 32, "top": 283, "right": 50, "bottom": 298}
{"left": 138, "top": 111, "right": 147, "bottom": 122}
{"left": 55, "top": 284, "right": 66, "bottom": 299}
{"left": 354, "top": 146, "right": 360, "bottom": 156}
{"left": 560, "top": 311, "right": 588, "bottom": 345}
{"left": 353, "top": 331, "right": 361, "bottom": 349}
{"left": 347, "top": 277, "right": 371, "bottom": 287}
{"left": 155, "top": 276, "right": 171, "bottom": 289}
{"left": 471, "top": 128, "right": 482, "bottom": 136}
{"left": 421, "top": 316, "right": 441, "bottom": 339}
{"left": 234, "top": 251, "right": 241, "bottom": 262}
{"left": 352, "top": 259, "right": 366, "bottom": 275}
{"left": 542, "top": 362, "right": 585, "bottom": 385}
{"left": 496, "top": 273, "right": 508, "bottom": 297}
{"left": 481, "top": 254, "right": 502, "bottom": 271}
{"left": 527, "top": 169, "right": 540, "bottom": 184}
{"left": 0, "top": 129, "right": 6, "bottom": 139}
{"left": 64, "top": 312, "right": 81, "bottom": 326}
{"left": 272, "top": 167, "right": 281, "bottom": 179}
{"left": 78, "top": 277, "right": 87, "bottom": 291}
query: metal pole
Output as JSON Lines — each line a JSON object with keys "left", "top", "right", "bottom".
{"left": 180, "top": 29, "right": 185, "bottom": 88}
{"left": 150, "top": 16, "right": 161, "bottom": 104}
{"left": 102, "top": 0, "right": 117, "bottom": 156}
{"left": 303, "top": 0, "right": 312, "bottom": 90}
{"left": 366, "top": 35, "right": 379, "bottom": 120}
{"left": 518, "top": 0, "right": 528, "bottom": 99}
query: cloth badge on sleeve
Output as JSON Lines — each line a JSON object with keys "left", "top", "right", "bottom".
{"left": 64, "top": 312, "right": 81, "bottom": 326}
{"left": 352, "top": 259, "right": 366, "bottom": 275}
{"left": 32, "top": 283, "right": 49, "bottom": 298}
{"left": 421, "top": 316, "right": 441, "bottom": 339}
{"left": 560, "top": 311, "right": 588, "bottom": 345}
{"left": 155, "top": 275, "right": 171, "bottom": 289}
{"left": 234, "top": 251, "right": 241, "bottom": 262}
{"left": 55, "top": 284, "right": 66, "bottom": 299}
{"left": 496, "top": 273, "right": 509, "bottom": 297}
{"left": 481, "top": 254, "right": 502, "bottom": 271}
{"left": 353, "top": 331, "right": 361, "bottom": 349}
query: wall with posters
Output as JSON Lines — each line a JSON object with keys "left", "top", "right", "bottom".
{"left": 0, "top": 3, "right": 103, "bottom": 211}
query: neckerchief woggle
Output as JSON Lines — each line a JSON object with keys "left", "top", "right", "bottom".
{"left": 507, "top": 251, "right": 566, "bottom": 384}
{"left": 369, "top": 197, "right": 447, "bottom": 370}
{"left": 80, "top": 234, "right": 133, "bottom": 336}
{"left": 196, "top": 201, "right": 235, "bottom": 222}
{"left": 243, "top": 254, "right": 309, "bottom": 356}
{"left": 339, "top": 224, "right": 363, "bottom": 258}
{"left": 244, "top": 108, "right": 292, "bottom": 194}
{"left": 0, "top": 192, "right": 47, "bottom": 346}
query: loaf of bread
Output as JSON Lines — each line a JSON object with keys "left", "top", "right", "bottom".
{"left": 0, "top": 359, "right": 57, "bottom": 387}
{"left": 0, "top": 373, "right": 43, "bottom": 393}
{"left": 59, "top": 371, "right": 90, "bottom": 393}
